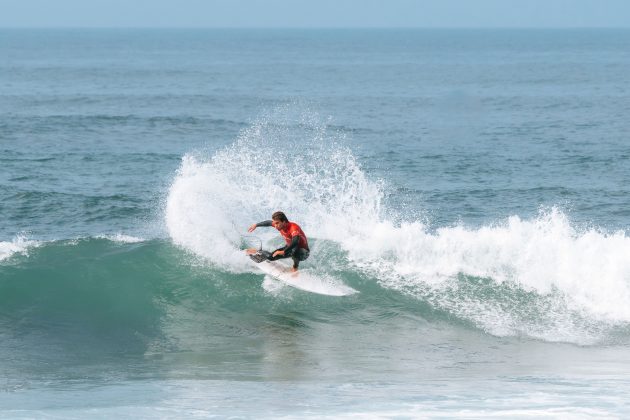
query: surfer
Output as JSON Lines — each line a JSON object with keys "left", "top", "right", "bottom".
{"left": 246, "top": 211, "right": 310, "bottom": 272}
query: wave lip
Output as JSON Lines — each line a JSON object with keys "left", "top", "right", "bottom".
{"left": 0, "top": 234, "right": 39, "bottom": 262}
{"left": 96, "top": 233, "right": 146, "bottom": 244}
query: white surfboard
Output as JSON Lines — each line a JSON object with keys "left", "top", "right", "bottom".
{"left": 250, "top": 256, "right": 357, "bottom": 297}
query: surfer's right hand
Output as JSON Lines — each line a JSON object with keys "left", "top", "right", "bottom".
{"left": 247, "top": 224, "right": 257, "bottom": 232}
{"left": 245, "top": 248, "right": 258, "bottom": 255}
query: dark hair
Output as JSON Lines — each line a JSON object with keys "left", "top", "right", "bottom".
{"left": 271, "top": 211, "right": 288, "bottom": 222}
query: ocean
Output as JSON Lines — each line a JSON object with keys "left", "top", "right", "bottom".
{"left": 1, "top": 28, "right": 630, "bottom": 418}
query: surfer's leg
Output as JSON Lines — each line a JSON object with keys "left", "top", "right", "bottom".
{"left": 291, "top": 249, "right": 309, "bottom": 269}
{"left": 291, "top": 255, "right": 299, "bottom": 269}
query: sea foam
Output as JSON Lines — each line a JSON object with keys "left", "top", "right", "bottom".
{"left": 346, "top": 209, "right": 630, "bottom": 342}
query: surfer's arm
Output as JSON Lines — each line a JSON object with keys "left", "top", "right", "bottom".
{"left": 275, "top": 235, "right": 299, "bottom": 257}
{"left": 248, "top": 220, "right": 272, "bottom": 232}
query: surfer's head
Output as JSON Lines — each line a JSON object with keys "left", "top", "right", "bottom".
{"left": 271, "top": 211, "right": 288, "bottom": 230}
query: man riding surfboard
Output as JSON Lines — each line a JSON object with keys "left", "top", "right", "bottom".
{"left": 246, "top": 211, "right": 310, "bottom": 272}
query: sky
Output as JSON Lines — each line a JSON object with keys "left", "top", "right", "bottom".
{"left": 1, "top": 0, "right": 629, "bottom": 28}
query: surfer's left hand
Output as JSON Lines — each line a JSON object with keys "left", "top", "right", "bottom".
{"left": 272, "top": 250, "right": 285, "bottom": 258}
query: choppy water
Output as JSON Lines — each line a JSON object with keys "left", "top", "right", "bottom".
{"left": 2, "top": 29, "right": 630, "bottom": 418}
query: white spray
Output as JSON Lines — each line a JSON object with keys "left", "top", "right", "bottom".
{"left": 165, "top": 107, "right": 630, "bottom": 343}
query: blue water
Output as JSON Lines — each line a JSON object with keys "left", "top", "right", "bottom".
{"left": 2, "top": 29, "right": 630, "bottom": 418}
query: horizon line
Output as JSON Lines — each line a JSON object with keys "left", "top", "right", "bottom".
{"left": 2, "top": 26, "right": 629, "bottom": 30}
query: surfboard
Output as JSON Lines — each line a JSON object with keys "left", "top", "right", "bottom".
{"left": 247, "top": 252, "right": 357, "bottom": 296}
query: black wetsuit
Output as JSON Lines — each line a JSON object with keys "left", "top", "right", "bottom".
{"left": 255, "top": 220, "right": 310, "bottom": 269}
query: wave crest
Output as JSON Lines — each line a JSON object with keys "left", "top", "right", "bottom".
{"left": 0, "top": 234, "right": 39, "bottom": 262}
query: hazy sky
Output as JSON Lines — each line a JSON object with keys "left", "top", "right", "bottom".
{"left": 2, "top": 0, "right": 629, "bottom": 28}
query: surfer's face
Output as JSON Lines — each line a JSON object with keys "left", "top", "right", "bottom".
{"left": 272, "top": 219, "right": 287, "bottom": 230}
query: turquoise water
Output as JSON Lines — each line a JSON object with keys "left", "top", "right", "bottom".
{"left": 2, "top": 29, "right": 630, "bottom": 417}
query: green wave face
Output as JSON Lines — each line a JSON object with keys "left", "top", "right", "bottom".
{"left": 1, "top": 239, "right": 167, "bottom": 355}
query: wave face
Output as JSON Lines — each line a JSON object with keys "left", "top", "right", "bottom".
{"left": 0, "top": 239, "right": 166, "bottom": 357}
{"left": 165, "top": 108, "right": 630, "bottom": 345}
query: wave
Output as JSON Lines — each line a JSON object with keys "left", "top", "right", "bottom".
{"left": 165, "top": 106, "right": 630, "bottom": 345}
{"left": 3, "top": 108, "right": 628, "bottom": 346}
{"left": 1, "top": 231, "right": 630, "bottom": 351}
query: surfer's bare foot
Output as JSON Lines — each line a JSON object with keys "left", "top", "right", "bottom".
{"left": 291, "top": 267, "right": 298, "bottom": 272}
{"left": 245, "top": 248, "right": 257, "bottom": 255}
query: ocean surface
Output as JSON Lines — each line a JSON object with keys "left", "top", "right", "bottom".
{"left": 1, "top": 28, "right": 630, "bottom": 418}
